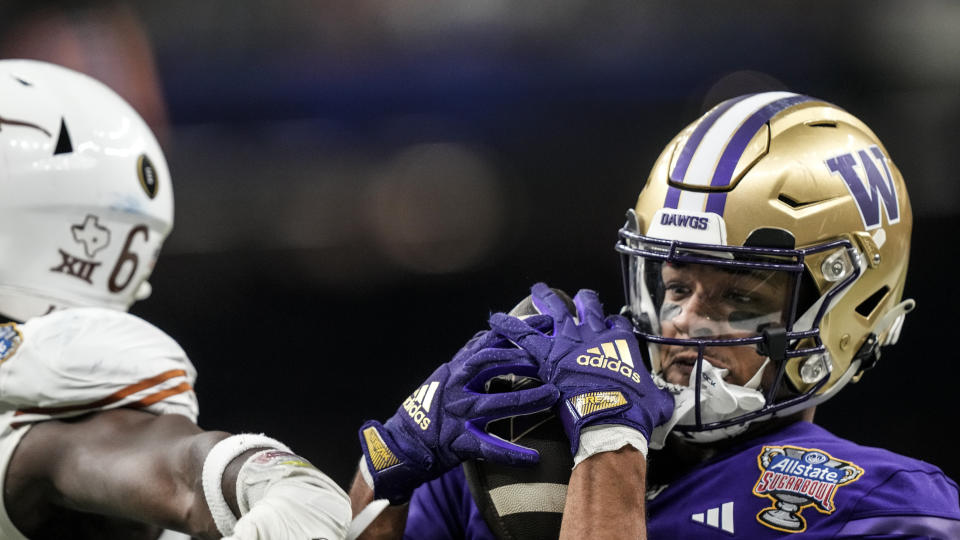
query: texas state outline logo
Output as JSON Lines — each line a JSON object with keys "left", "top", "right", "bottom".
{"left": 752, "top": 445, "right": 863, "bottom": 533}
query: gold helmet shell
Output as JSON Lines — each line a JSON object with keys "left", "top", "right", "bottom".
{"left": 617, "top": 92, "right": 913, "bottom": 438}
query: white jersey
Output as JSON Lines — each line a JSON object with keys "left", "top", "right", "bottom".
{"left": 0, "top": 307, "right": 198, "bottom": 539}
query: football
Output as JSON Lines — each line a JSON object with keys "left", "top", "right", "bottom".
{"left": 462, "top": 290, "right": 575, "bottom": 539}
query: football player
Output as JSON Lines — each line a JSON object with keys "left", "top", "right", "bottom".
{"left": 0, "top": 59, "right": 351, "bottom": 539}
{"left": 352, "top": 92, "right": 960, "bottom": 538}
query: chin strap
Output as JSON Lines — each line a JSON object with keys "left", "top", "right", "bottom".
{"left": 649, "top": 360, "right": 766, "bottom": 448}
{"left": 876, "top": 298, "right": 915, "bottom": 346}
{"left": 855, "top": 298, "right": 916, "bottom": 374}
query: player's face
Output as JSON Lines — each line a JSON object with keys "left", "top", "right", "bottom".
{"left": 657, "top": 262, "right": 791, "bottom": 387}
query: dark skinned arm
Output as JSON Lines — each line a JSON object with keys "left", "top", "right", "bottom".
{"left": 3, "top": 408, "right": 266, "bottom": 539}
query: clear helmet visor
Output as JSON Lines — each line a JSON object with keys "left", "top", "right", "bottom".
{"left": 616, "top": 221, "right": 844, "bottom": 440}
{"left": 638, "top": 257, "right": 795, "bottom": 388}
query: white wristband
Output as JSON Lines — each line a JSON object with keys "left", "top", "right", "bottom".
{"left": 573, "top": 425, "right": 649, "bottom": 468}
{"left": 201, "top": 434, "right": 291, "bottom": 536}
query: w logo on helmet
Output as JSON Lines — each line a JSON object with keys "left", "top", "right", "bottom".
{"left": 826, "top": 145, "right": 900, "bottom": 230}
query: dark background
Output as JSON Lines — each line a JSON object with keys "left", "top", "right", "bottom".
{"left": 2, "top": 0, "right": 958, "bottom": 489}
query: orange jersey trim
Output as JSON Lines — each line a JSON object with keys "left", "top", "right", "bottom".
{"left": 14, "top": 369, "right": 189, "bottom": 416}
{"left": 129, "top": 381, "right": 193, "bottom": 409}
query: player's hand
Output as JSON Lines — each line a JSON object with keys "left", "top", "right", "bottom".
{"left": 488, "top": 282, "right": 674, "bottom": 456}
{"left": 224, "top": 479, "right": 350, "bottom": 540}
{"left": 224, "top": 450, "right": 351, "bottom": 540}
{"left": 358, "top": 329, "right": 560, "bottom": 505}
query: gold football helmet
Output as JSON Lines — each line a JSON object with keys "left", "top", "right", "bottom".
{"left": 615, "top": 92, "right": 913, "bottom": 441}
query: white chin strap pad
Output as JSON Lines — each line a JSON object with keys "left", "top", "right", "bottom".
{"left": 650, "top": 360, "right": 766, "bottom": 447}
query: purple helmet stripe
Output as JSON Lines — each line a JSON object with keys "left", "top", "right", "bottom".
{"left": 664, "top": 95, "right": 752, "bottom": 209}
{"left": 670, "top": 95, "right": 751, "bottom": 183}
{"left": 664, "top": 186, "right": 681, "bottom": 208}
{"left": 705, "top": 191, "right": 728, "bottom": 215}
{"left": 709, "top": 94, "right": 814, "bottom": 189}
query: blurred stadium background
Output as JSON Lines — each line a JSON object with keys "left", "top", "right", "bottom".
{"left": 2, "top": 0, "right": 958, "bottom": 488}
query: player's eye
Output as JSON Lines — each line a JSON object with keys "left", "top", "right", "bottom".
{"left": 723, "top": 289, "right": 756, "bottom": 305}
{"left": 664, "top": 282, "right": 691, "bottom": 299}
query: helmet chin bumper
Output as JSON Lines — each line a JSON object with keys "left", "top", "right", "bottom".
{"left": 649, "top": 359, "right": 766, "bottom": 446}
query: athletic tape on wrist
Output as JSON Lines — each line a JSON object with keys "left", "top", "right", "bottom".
{"left": 201, "top": 433, "right": 291, "bottom": 536}
{"left": 357, "top": 455, "right": 374, "bottom": 490}
{"left": 573, "top": 424, "right": 648, "bottom": 468}
{"left": 235, "top": 448, "right": 318, "bottom": 515}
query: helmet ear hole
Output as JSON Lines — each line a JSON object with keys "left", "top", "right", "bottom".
{"left": 855, "top": 286, "right": 891, "bottom": 318}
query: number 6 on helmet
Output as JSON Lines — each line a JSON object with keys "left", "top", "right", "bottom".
{"left": 0, "top": 59, "right": 172, "bottom": 320}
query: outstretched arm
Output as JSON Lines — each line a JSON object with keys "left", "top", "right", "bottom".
{"left": 4, "top": 408, "right": 349, "bottom": 539}
{"left": 6, "top": 409, "right": 224, "bottom": 538}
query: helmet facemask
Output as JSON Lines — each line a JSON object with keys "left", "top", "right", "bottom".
{"left": 617, "top": 208, "right": 866, "bottom": 443}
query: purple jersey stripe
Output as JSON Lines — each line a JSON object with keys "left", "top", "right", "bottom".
{"left": 836, "top": 515, "right": 960, "bottom": 537}
{"left": 669, "top": 95, "right": 750, "bottom": 184}
{"left": 709, "top": 94, "right": 814, "bottom": 189}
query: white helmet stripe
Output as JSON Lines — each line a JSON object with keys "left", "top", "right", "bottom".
{"left": 672, "top": 92, "right": 797, "bottom": 212}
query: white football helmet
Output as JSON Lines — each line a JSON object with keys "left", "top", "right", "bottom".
{"left": 616, "top": 92, "right": 913, "bottom": 442}
{"left": 0, "top": 59, "right": 173, "bottom": 321}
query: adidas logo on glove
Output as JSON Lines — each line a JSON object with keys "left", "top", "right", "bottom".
{"left": 577, "top": 340, "right": 644, "bottom": 384}
{"left": 403, "top": 381, "right": 439, "bottom": 430}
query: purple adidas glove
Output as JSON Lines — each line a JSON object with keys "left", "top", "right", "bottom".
{"left": 489, "top": 283, "right": 674, "bottom": 456}
{"left": 359, "top": 330, "right": 559, "bottom": 504}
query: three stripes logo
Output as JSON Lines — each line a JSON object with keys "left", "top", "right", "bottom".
{"left": 575, "top": 339, "right": 645, "bottom": 384}
{"left": 567, "top": 391, "right": 627, "bottom": 420}
{"left": 362, "top": 426, "right": 400, "bottom": 472}
{"left": 403, "top": 381, "right": 439, "bottom": 431}
{"left": 691, "top": 501, "right": 735, "bottom": 534}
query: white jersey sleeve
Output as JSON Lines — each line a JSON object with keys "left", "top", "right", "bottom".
{"left": 0, "top": 307, "right": 199, "bottom": 424}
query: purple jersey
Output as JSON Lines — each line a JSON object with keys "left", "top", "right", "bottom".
{"left": 647, "top": 422, "right": 960, "bottom": 538}
{"left": 405, "top": 466, "right": 494, "bottom": 539}
{"left": 405, "top": 421, "right": 960, "bottom": 538}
